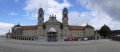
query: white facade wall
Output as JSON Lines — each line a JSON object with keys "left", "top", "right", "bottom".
{"left": 8, "top": 8, "right": 95, "bottom": 40}
{"left": 21, "top": 26, "right": 94, "bottom": 39}
{"left": 22, "top": 29, "right": 37, "bottom": 36}
{"left": 70, "top": 30, "right": 85, "bottom": 37}
{"left": 85, "top": 28, "right": 94, "bottom": 36}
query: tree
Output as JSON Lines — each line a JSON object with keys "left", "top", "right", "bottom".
{"left": 99, "top": 25, "right": 112, "bottom": 38}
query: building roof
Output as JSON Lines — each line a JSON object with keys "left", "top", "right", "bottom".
{"left": 48, "top": 27, "right": 57, "bottom": 32}
{"left": 69, "top": 26, "right": 85, "bottom": 30}
{"left": 85, "top": 24, "right": 94, "bottom": 28}
{"left": 14, "top": 23, "right": 21, "bottom": 27}
{"left": 13, "top": 24, "right": 93, "bottom": 30}
{"left": 38, "top": 8, "right": 43, "bottom": 13}
{"left": 22, "top": 26, "right": 37, "bottom": 30}
{"left": 63, "top": 8, "right": 68, "bottom": 13}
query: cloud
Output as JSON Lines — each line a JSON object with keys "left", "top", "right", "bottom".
{"left": 24, "top": 0, "right": 72, "bottom": 22}
{"left": 14, "top": 0, "right": 19, "bottom": 3}
{"left": 69, "top": 11, "right": 120, "bottom": 30}
{"left": 78, "top": 0, "right": 120, "bottom": 21}
{"left": 69, "top": 0, "right": 120, "bottom": 30}
{"left": 78, "top": 0, "right": 120, "bottom": 30}
{"left": 90, "top": 11, "right": 120, "bottom": 30}
{"left": 0, "top": 22, "right": 14, "bottom": 35}
{"left": 10, "top": 12, "right": 18, "bottom": 16}
{"left": 23, "top": 0, "right": 120, "bottom": 30}
{"left": 69, "top": 11, "right": 91, "bottom": 26}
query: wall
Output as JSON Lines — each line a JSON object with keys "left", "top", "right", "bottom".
{"left": 70, "top": 29, "right": 84, "bottom": 37}
{"left": 85, "top": 28, "right": 94, "bottom": 36}
{"left": 22, "top": 29, "right": 37, "bottom": 36}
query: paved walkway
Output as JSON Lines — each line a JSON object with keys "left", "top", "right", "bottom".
{"left": 0, "top": 38, "right": 110, "bottom": 46}
{"left": 0, "top": 38, "right": 120, "bottom": 52}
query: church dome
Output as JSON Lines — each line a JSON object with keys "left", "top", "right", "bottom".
{"left": 63, "top": 8, "right": 68, "bottom": 13}
{"left": 38, "top": 8, "right": 43, "bottom": 13}
{"left": 48, "top": 27, "right": 57, "bottom": 33}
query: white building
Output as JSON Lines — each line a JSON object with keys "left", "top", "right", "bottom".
{"left": 6, "top": 8, "right": 99, "bottom": 42}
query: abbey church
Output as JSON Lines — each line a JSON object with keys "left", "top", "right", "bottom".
{"left": 6, "top": 8, "right": 100, "bottom": 42}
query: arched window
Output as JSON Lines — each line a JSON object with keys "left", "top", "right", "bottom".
{"left": 40, "top": 14, "right": 42, "bottom": 17}
{"left": 40, "top": 19, "right": 41, "bottom": 23}
{"left": 64, "top": 14, "right": 67, "bottom": 17}
{"left": 65, "top": 20, "right": 66, "bottom": 23}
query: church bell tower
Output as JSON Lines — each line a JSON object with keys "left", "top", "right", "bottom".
{"left": 38, "top": 8, "right": 44, "bottom": 25}
{"left": 37, "top": 8, "right": 44, "bottom": 39}
{"left": 62, "top": 8, "right": 69, "bottom": 38}
{"left": 62, "top": 8, "right": 68, "bottom": 25}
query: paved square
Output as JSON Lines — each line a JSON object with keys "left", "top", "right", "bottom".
{"left": 0, "top": 39, "right": 120, "bottom": 52}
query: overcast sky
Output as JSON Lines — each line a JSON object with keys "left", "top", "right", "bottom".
{"left": 0, "top": 0, "right": 120, "bottom": 35}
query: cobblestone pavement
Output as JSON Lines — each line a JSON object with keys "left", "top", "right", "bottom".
{"left": 0, "top": 39, "right": 120, "bottom": 52}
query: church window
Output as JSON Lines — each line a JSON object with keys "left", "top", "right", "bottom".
{"left": 40, "top": 14, "right": 42, "bottom": 17}
{"left": 64, "top": 14, "right": 67, "bottom": 17}
{"left": 40, "top": 20, "right": 41, "bottom": 23}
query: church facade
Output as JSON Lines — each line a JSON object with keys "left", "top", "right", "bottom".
{"left": 6, "top": 8, "right": 99, "bottom": 41}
